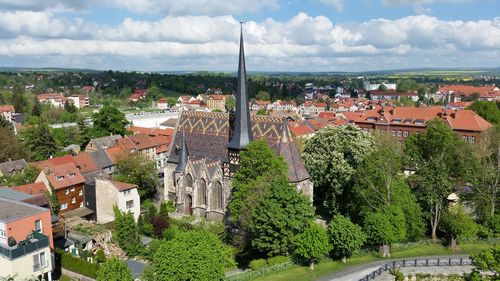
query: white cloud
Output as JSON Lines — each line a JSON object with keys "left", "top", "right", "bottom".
{"left": 319, "top": 0, "right": 344, "bottom": 11}
{"left": 0, "top": 12, "right": 499, "bottom": 71}
{"left": 0, "top": 0, "right": 279, "bottom": 16}
{"left": 381, "top": 0, "right": 471, "bottom": 6}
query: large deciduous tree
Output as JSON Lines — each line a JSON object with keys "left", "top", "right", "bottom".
{"left": 97, "top": 258, "right": 133, "bottom": 281}
{"left": 114, "top": 153, "right": 158, "bottom": 200}
{"left": 302, "top": 125, "right": 373, "bottom": 216}
{"left": 227, "top": 140, "right": 288, "bottom": 249}
{"left": 363, "top": 206, "right": 406, "bottom": 258}
{"left": 327, "top": 215, "right": 366, "bottom": 263}
{"left": 293, "top": 223, "right": 331, "bottom": 270}
{"left": 440, "top": 205, "right": 478, "bottom": 248}
{"left": 249, "top": 175, "right": 314, "bottom": 257}
{"left": 467, "top": 100, "right": 500, "bottom": 125}
{"left": 92, "top": 105, "right": 129, "bottom": 137}
{"left": 405, "top": 119, "right": 462, "bottom": 242}
{"left": 153, "top": 230, "right": 228, "bottom": 281}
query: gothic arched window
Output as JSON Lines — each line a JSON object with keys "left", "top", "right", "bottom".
{"left": 184, "top": 174, "right": 193, "bottom": 187}
{"left": 198, "top": 179, "right": 207, "bottom": 206}
{"left": 212, "top": 182, "right": 223, "bottom": 210}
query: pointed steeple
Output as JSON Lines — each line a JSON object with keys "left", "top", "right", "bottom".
{"left": 175, "top": 132, "right": 189, "bottom": 172}
{"left": 228, "top": 21, "right": 253, "bottom": 150}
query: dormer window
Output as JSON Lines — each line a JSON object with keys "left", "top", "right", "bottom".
{"left": 68, "top": 173, "right": 75, "bottom": 178}
{"left": 393, "top": 119, "right": 401, "bottom": 123}
{"left": 57, "top": 176, "right": 64, "bottom": 181}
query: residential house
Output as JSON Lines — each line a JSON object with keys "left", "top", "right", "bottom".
{"left": 269, "top": 100, "right": 297, "bottom": 112}
{"left": 250, "top": 100, "right": 271, "bottom": 111}
{"left": 347, "top": 106, "right": 493, "bottom": 143}
{"left": 11, "top": 182, "right": 51, "bottom": 209}
{"left": 67, "top": 95, "right": 89, "bottom": 109}
{"left": 363, "top": 81, "right": 397, "bottom": 91}
{"left": 0, "top": 197, "right": 53, "bottom": 281}
{"left": 446, "top": 101, "right": 472, "bottom": 110}
{"left": 369, "top": 90, "right": 419, "bottom": 102}
{"left": 205, "top": 95, "right": 226, "bottom": 112}
{"left": 0, "top": 105, "right": 15, "bottom": 124}
{"left": 0, "top": 187, "right": 50, "bottom": 209}
{"left": 95, "top": 179, "right": 140, "bottom": 223}
{"left": 300, "top": 101, "right": 327, "bottom": 116}
{"left": 117, "top": 133, "right": 170, "bottom": 169}
{"left": 157, "top": 98, "right": 169, "bottom": 110}
{"left": 129, "top": 89, "right": 147, "bottom": 102}
{"left": 35, "top": 162, "right": 87, "bottom": 215}
{"left": 0, "top": 159, "right": 27, "bottom": 177}
{"left": 435, "top": 85, "right": 500, "bottom": 102}
{"left": 37, "top": 93, "right": 72, "bottom": 108}
{"left": 85, "top": 135, "right": 123, "bottom": 152}
{"left": 81, "top": 86, "right": 95, "bottom": 93}
{"left": 176, "top": 95, "right": 196, "bottom": 106}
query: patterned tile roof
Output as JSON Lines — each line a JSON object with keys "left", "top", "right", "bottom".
{"left": 168, "top": 111, "right": 310, "bottom": 183}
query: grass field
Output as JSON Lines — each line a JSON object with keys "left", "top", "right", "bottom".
{"left": 252, "top": 243, "right": 493, "bottom": 281}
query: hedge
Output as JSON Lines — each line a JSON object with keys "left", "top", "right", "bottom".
{"left": 55, "top": 248, "right": 100, "bottom": 279}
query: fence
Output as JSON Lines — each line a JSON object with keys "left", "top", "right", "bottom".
{"left": 358, "top": 257, "right": 472, "bottom": 281}
{"left": 226, "top": 262, "right": 295, "bottom": 281}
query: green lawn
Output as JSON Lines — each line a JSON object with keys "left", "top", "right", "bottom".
{"left": 252, "top": 243, "right": 493, "bottom": 281}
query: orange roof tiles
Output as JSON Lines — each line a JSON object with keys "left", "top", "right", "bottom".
{"left": 0, "top": 105, "right": 15, "bottom": 113}
{"left": 439, "top": 85, "right": 498, "bottom": 96}
{"left": 41, "top": 162, "right": 85, "bottom": 190}
{"left": 72, "top": 153, "right": 99, "bottom": 173}
{"left": 290, "top": 125, "right": 315, "bottom": 136}
{"left": 106, "top": 146, "right": 129, "bottom": 163}
{"left": 12, "top": 182, "right": 49, "bottom": 195}
{"left": 108, "top": 180, "right": 137, "bottom": 192}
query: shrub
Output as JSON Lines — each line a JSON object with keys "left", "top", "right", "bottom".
{"left": 249, "top": 259, "right": 267, "bottom": 271}
{"left": 267, "top": 256, "right": 290, "bottom": 266}
{"left": 95, "top": 249, "right": 106, "bottom": 264}
{"left": 56, "top": 249, "right": 100, "bottom": 279}
{"left": 390, "top": 268, "right": 404, "bottom": 281}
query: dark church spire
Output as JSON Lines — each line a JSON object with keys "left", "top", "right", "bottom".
{"left": 175, "top": 132, "right": 189, "bottom": 172}
{"left": 228, "top": 21, "right": 253, "bottom": 150}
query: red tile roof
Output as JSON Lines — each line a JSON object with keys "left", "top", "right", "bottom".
{"left": 318, "top": 111, "right": 336, "bottom": 119}
{"left": 40, "top": 162, "right": 85, "bottom": 190}
{"left": 290, "top": 125, "right": 315, "bottom": 136}
{"left": 106, "top": 146, "right": 129, "bottom": 163}
{"left": 72, "top": 153, "right": 99, "bottom": 173}
{"left": 108, "top": 180, "right": 137, "bottom": 192}
{"left": 0, "top": 105, "right": 15, "bottom": 113}
{"left": 12, "top": 182, "right": 49, "bottom": 195}
{"left": 439, "top": 85, "right": 498, "bottom": 96}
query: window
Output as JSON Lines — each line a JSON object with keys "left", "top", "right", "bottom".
{"left": 79, "top": 190, "right": 83, "bottom": 196}
{"left": 0, "top": 229, "right": 6, "bottom": 238}
{"left": 198, "top": 179, "right": 207, "bottom": 206}
{"left": 396, "top": 130, "right": 402, "bottom": 137}
{"left": 35, "top": 220, "right": 42, "bottom": 233}
{"left": 80, "top": 202, "right": 83, "bottom": 208}
{"left": 57, "top": 176, "right": 64, "bottom": 181}
{"left": 468, "top": 136, "right": 476, "bottom": 144}
{"left": 71, "top": 197, "right": 76, "bottom": 204}
{"left": 70, "top": 187, "right": 75, "bottom": 192}
{"left": 65, "top": 189, "right": 69, "bottom": 195}
{"left": 391, "top": 130, "right": 396, "bottom": 137}
{"left": 61, "top": 203, "right": 68, "bottom": 210}
{"left": 68, "top": 173, "right": 75, "bottom": 178}
{"left": 463, "top": 136, "right": 468, "bottom": 142}
{"left": 126, "top": 200, "right": 134, "bottom": 209}
{"left": 403, "top": 131, "right": 409, "bottom": 138}
{"left": 33, "top": 252, "right": 46, "bottom": 270}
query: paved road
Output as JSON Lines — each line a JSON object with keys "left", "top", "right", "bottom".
{"left": 317, "top": 255, "right": 470, "bottom": 281}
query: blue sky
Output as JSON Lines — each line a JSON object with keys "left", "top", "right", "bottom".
{"left": 0, "top": 0, "right": 498, "bottom": 71}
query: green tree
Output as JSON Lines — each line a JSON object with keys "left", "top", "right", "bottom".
{"left": 405, "top": 119, "right": 462, "bottom": 242}
{"left": 440, "top": 205, "right": 478, "bottom": 248}
{"left": 377, "top": 84, "right": 389, "bottom": 91}
{"left": 256, "top": 91, "right": 271, "bottom": 101}
{"left": 167, "top": 97, "right": 176, "bottom": 108}
{"left": 92, "top": 105, "right": 129, "bottom": 137}
{"left": 95, "top": 249, "right": 106, "bottom": 264}
{"left": 23, "top": 123, "right": 59, "bottom": 161}
{"left": 153, "top": 230, "right": 228, "bottom": 281}
{"left": 147, "top": 83, "right": 162, "bottom": 101}
{"left": 64, "top": 100, "right": 77, "bottom": 114}
{"left": 96, "top": 257, "right": 133, "bottom": 281}
{"left": 12, "top": 85, "right": 26, "bottom": 113}
{"left": 31, "top": 98, "right": 41, "bottom": 117}
{"left": 363, "top": 207, "right": 406, "bottom": 257}
{"left": 225, "top": 95, "right": 236, "bottom": 112}
{"left": 0, "top": 126, "right": 28, "bottom": 163}
{"left": 302, "top": 125, "right": 373, "bottom": 216}
{"left": 77, "top": 117, "right": 91, "bottom": 150}
{"left": 227, "top": 140, "right": 289, "bottom": 248}
{"left": 470, "top": 246, "right": 500, "bottom": 273}
{"left": 327, "top": 215, "right": 366, "bottom": 263}
{"left": 467, "top": 100, "right": 500, "bottom": 125}
{"left": 249, "top": 176, "right": 314, "bottom": 257}
{"left": 113, "top": 206, "right": 141, "bottom": 256}
{"left": 114, "top": 153, "right": 157, "bottom": 200}
{"left": 293, "top": 223, "right": 331, "bottom": 270}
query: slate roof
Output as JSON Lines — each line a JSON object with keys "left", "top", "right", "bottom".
{"left": 168, "top": 111, "right": 310, "bottom": 183}
{"left": 88, "top": 135, "right": 123, "bottom": 150}
{"left": 90, "top": 150, "right": 114, "bottom": 169}
{"left": 0, "top": 159, "right": 28, "bottom": 175}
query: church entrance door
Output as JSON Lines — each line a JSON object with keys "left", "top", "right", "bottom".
{"left": 185, "top": 195, "right": 192, "bottom": 215}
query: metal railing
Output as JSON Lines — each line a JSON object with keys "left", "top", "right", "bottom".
{"left": 359, "top": 257, "right": 472, "bottom": 281}
{"left": 0, "top": 231, "right": 49, "bottom": 260}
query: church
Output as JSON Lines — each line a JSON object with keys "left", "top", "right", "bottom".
{"left": 163, "top": 24, "right": 313, "bottom": 221}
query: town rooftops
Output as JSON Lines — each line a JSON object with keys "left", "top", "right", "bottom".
{"left": 12, "top": 182, "right": 49, "bottom": 196}
{"left": 0, "top": 105, "right": 15, "bottom": 113}
{"left": 87, "top": 135, "right": 123, "bottom": 150}
{"left": 73, "top": 152, "right": 99, "bottom": 173}
{"left": 41, "top": 162, "right": 85, "bottom": 190}
{"left": 0, "top": 159, "right": 27, "bottom": 175}
{"left": 439, "top": 85, "right": 499, "bottom": 95}
{"left": 107, "top": 179, "right": 137, "bottom": 192}
{"left": 349, "top": 106, "right": 492, "bottom": 132}
{"left": 0, "top": 197, "right": 48, "bottom": 223}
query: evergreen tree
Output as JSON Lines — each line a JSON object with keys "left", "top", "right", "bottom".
{"left": 23, "top": 123, "right": 58, "bottom": 161}
{"left": 76, "top": 117, "right": 91, "bottom": 150}
{"left": 113, "top": 206, "right": 141, "bottom": 256}
{"left": 31, "top": 98, "right": 42, "bottom": 117}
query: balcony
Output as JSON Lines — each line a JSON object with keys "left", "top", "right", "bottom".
{"left": 0, "top": 231, "right": 49, "bottom": 260}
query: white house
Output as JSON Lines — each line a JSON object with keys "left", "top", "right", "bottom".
{"left": 95, "top": 179, "right": 140, "bottom": 223}
{"left": 363, "top": 81, "right": 397, "bottom": 91}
